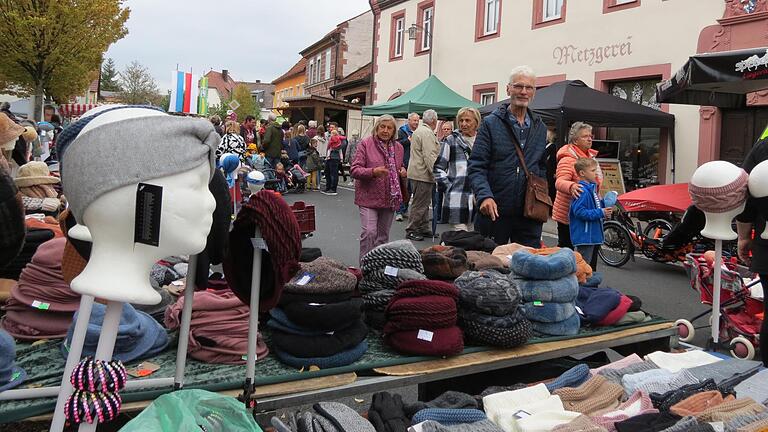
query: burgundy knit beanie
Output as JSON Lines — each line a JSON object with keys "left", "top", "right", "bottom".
{"left": 224, "top": 190, "right": 301, "bottom": 313}
{"left": 384, "top": 296, "right": 458, "bottom": 333}
{"left": 689, "top": 169, "right": 749, "bottom": 213}
{"left": 392, "top": 280, "right": 459, "bottom": 303}
{"left": 385, "top": 326, "right": 464, "bottom": 357}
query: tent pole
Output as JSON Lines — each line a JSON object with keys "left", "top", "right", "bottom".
{"left": 670, "top": 126, "right": 676, "bottom": 184}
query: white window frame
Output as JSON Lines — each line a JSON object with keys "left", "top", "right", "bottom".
{"left": 483, "top": 0, "right": 499, "bottom": 36}
{"left": 614, "top": 0, "right": 635, "bottom": 4}
{"left": 394, "top": 17, "right": 405, "bottom": 57}
{"left": 543, "top": 0, "right": 563, "bottom": 22}
{"left": 325, "top": 49, "right": 332, "bottom": 81}
{"left": 308, "top": 59, "right": 315, "bottom": 85}
{"left": 479, "top": 92, "right": 496, "bottom": 106}
{"left": 315, "top": 54, "right": 322, "bottom": 82}
{"left": 421, "top": 6, "right": 433, "bottom": 51}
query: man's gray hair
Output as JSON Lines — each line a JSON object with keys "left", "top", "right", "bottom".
{"left": 373, "top": 115, "right": 397, "bottom": 134}
{"left": 509, "top": 65, "right": 537, "bottom": 83}
{"left": 422, "top": 109, "right": 438, "bottom": 124}
{"left": 308, "top": 120, "right": 317, "bottom": 128}
{"left": 268, "top": 112, "right": 277, "bottom": 121}
{"left": 408, "top": 112, "right": 420, "bottom": 120}
{"left": 568, "top": 121, "right": 593, "bottom": 143}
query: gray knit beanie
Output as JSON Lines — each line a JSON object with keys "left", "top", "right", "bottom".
{"left": 420, "top": 419, "right": 503, "bottom": 432}
{"left": 405, "top": 391, "right": 479, "bottom": 417}
{"left": 314, "top": 402, "right": 376, "bottom": 432}
{"left": 455, "top": 270, "right": 521, "bottom": 316}
{"left": 361, "top": 240, "right": 424, "bottom": 275}
{"left": 284, "top": 257, "right": 357, "bottom": 294}
{"left": 60, "top": 110, "right": 218, "bottom": 222}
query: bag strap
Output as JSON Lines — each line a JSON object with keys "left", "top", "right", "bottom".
{"left": 501, "top": 120, "right": 531, "bottom": 179}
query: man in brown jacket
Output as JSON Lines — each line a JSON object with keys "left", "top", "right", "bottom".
{"left": 406, "top": 109, "right": 439, "bottom": 241}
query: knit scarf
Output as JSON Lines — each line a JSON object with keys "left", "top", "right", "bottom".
{"left": 375, "top": 136, "right": 402, "bottom": 210}
{"left": 19, "top": 184, "right": 57, "bottom": 199}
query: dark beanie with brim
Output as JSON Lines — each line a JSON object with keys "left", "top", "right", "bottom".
{"left": 271, "top": 319, "right": 368, "bottom": 358}
{"left": 385, "top": 326, "right": 464, "bottom": 357}
{"left": 279, "top": 291, "right": 353, "bottom": 306}
{"left": 282, "top": 298, "right": 363, "bottom": 331}
{"left": 224, "top": 191, "right": 301, "bottom": 313}
{"left": 274, "top": 339, "right": 368, "bottom": 369}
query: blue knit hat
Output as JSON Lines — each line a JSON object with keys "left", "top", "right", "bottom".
{"left": 545, "top": 364, "right": 590, "bottom": 392}
{"left": 530, "top": 313, "right": 580, "bottom": 337}
{"left": 515, "top": 275, "right": 579, "bottom": 303}
{"left": 510, "top": 249, "right": 577, "bottom": 280}
{"left": 62, "top": 303, "right": 169, "bottom": 363}
{"left": 412, "top": 408, "right": 487, "bottom": 426}
{"left": 521, "top": 301, "right": 577, "bottom": 323}
{"left": 273, "top": 339, "right": 368, "bottom": 369}
{"left": 0, "top": 329, "right": 26, "bottom": 392}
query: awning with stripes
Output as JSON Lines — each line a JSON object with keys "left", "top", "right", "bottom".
{"left": 58, "top": 103, "right": 99, "bottom": 118}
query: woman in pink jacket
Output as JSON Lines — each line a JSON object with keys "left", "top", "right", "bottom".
{"left": 351, "top": 115, "right": 407, "bottom": 260}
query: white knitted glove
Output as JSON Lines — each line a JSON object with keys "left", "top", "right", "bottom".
{"left": 41, "top": 197, "right": 60, "bottom": 212}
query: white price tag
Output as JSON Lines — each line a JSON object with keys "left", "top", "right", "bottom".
{"left": 408, "top": 423, "right": 426, "bottom": 432}
{"left": 296, "top": 275, "right": 312, "bottom": 286}
{"left": 171, "top": 280, "right": 185, "bottom": 286}
{"left": 31, "top": 300, "right": 50, "bottom": 310}
{"left": 308, "top": 302, "right": 326, "bottom": 306}
{"left": 384, "top": 266, "right": 399, "bottom": 277}
{"left": 250, "top": 238, "right": 269, "bottom": 251}
{"left": 417, "top": 329, "right": 434, "bottom": 342}
{"left": 575, "top": 306, "right": 584, "bottom": 315}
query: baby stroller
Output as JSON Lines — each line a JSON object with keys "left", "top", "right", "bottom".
{"left": 679, "top": 253, "right": 763, "bottom": 359}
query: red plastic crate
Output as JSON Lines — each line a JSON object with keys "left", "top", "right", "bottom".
{"left": 291, "top": 201, "right": 316, "bottom": 235}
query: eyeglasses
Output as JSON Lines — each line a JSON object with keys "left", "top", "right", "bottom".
{"left": 510, "top": 83, "right": 536, "bottom": 92}
{"left": 579, "top": 134, "right": 594, "bottom": 140}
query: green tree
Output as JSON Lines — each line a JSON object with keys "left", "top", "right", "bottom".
{"left": 117, "top": 61, "right": 160, "bottom": 105}
{"left": 100, "top": 57, "right": 121, "bottom": 92}
{"left": 208, "top": 103, "right": 228, "bottom": 120}
{"left": 0, "top": 0, "right": 130, "bottom": 120}
{"left": 231, "top": 84, "right": 260, "bottom": 121}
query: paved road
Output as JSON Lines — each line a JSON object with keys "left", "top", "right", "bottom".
{"left": 284, "top": 186, "right": 713, "bottom": 348}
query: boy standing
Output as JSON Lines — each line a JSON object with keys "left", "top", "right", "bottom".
{"left": 569, "top": 158, "right": 613, "bottom": 266}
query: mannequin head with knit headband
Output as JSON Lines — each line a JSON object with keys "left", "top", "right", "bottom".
{"left": 689, "top": 161, "right": 749, "bottom": 240}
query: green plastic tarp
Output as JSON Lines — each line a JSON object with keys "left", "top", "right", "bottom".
{"left": 362, "top": 75, "right": 481, "bottom": 119}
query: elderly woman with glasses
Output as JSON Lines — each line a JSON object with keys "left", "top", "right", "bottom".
{"left": 350, "top": 114, "right": 407, "bottom": 260}
{"left": 552, "top": 122, "right": 603, "bottom": 256}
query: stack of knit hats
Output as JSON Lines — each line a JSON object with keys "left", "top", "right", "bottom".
{"left": 512, "top": 249, "right": 580, "bottom": 337}
{"left": 383, "top": 280, "right": 463, "bottom": 357}
{"left": 455, "top": 269, "right": 532, "bottom": 348}
{"left": 63, "top": 302, "right": 169, "bottom": 362}
{"left": 420, "top": 245, "right": 471, "bottom": 280}
{"left": 164, "top": 289, "right": 267, "bottom": 364}
{"left": 269, "top": 257, "right": 368, "bottom": 369}
{"left": 483, "top": 383, "right": 581, "bottom": 432}
{"left": 552, "top": 375, "right": 625, "bottom": 415}
{"left": 494, "top": 245, "right": 592, "bottom": 284}
{"left": 0, "top": 329, "right": 26, "bottom": 392}
{"left": 2, "top": 238, "right": 80, "bottom": 340}
{"left": 359, "top": 240, "right": 425, "bottom": 329}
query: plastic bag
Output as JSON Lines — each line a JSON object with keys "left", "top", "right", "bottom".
{"left": 119, "top": 389, "right": 262, "bottom": 432}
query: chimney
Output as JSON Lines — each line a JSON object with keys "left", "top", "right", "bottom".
{"left": 222, "top": 69, "right": 229, "bottom": 81}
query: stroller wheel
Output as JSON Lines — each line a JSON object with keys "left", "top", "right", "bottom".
{"left": 675, "top": 319, "right": 695, "bottom": 342}
{"left": 729, "top": 336, "right": 756, "bottom": 360}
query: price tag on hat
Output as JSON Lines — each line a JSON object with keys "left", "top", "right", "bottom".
{"left": 533, "top": 300, "right": 544, "bottom": 307}
{"left": 513, "top": 409, "right": 531, "bottom": 419}
{"left": 417, "top": 329, "right": 434, "bottom": 342}
{"left": 575, "top": 305, "right": 584, "bottom": 316}
{"left": 384, "top": 266, "right": 399, "bottom": 277}
{"left": 250, "top": 238, "right": 269, "bottom": 251}
{"left": 31, "top": 300, "right": 50, "bottom": 310}
{"left": 294, "top": 273, "right": 315, "bottom": 286}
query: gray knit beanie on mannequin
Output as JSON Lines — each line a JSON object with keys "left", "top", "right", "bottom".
{"left": 59, "top": 109, "right": 218, "bottom": 222}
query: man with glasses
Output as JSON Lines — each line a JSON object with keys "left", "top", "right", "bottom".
{"left": 468, "top": 65, "right": 549, "bottom": 247}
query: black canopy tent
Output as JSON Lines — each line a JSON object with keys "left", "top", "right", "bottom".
{"left": 481, "top": 79, "right": 676, "bottom": 181}
{"left": 656, "top": 47, "right": 768, "bottom": 108}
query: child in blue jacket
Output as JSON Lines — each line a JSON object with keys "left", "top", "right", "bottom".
{"left": 569, "top": 158, "right": 613, "bottom": 267}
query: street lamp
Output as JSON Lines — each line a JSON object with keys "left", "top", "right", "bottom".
{"left": 408, "top": 23, "right": 433, "bottom": 77}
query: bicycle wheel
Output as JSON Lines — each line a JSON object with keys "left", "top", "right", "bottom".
{"left": 643, "top": 219, "right": 673, "bottom": 239}
{"left": 599, "top": 221, "right": 633, "bottom": 267}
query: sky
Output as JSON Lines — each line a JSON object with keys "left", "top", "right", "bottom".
{"left": 105, "top": 0, "right": 372, "bottom": 91}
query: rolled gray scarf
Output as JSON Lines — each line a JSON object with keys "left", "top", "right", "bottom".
{"left": 61, "top": 114, "right": 218, "bottom": 222}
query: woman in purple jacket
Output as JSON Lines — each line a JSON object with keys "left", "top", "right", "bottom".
{"left": 351, "top": 115, "right": 407, "bottom": 260}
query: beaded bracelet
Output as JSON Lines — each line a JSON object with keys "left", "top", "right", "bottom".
{"left": 64, "top": 389, "right": 122, "bottom": 424}
{"left": 69, "top": 357, "right": 127, "bottom": 393}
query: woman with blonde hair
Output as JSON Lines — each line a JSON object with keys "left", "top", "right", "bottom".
{"left": 351, "top": 115, "right": 407, "bottom": 260}
{"left": 434, "top": 107, "right": 481, "bottom": 231}
{"left": 217, "top": 120, "right": 246, "bottom": 162}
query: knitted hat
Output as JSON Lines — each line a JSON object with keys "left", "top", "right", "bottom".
{"left": 0, "top": 329, "right": 27, "bottom": 392}
{"left": 650, "top": 378, "right": 720, "bottom": 412}
{"left": 644, "top": 350, "right": 721, "bottom": 373}
{"left": 689, "top": 168, "right": 749, "bottom": 214}
{"left": 734, "top": 369, "right": 768, "bottom": 406}
{"left": 576, "top": 286, "right": 621, "bottom": 324}
{"left": 670, "top": 391, "right": 734, "bottom": 417}
{"left": 279, "top": 291, "right": 352, "bottom": 306}
{"left": 282, "top": 298, "right": 364, "bottom": 332}
{"left": 582, "top": 272, "right": 603, "bottom": 288}
{"left": 693, "top": 397, "right": 766, "bottom": 422}
{"left": 545, "top": 364, "right": 590, "bottom": 392}
{"left": 597, "top": 360, "right": 657, "bottom": 385}
{"left": 521, "top": 301, "right": 577, "bottom": 323}
{"left": 0, "top": 164, "right": 24, "bottom": 270}
{"left": 283, "top": 257, "right": 357, "bottom": 295}
{"left": 455, "top": 270, "right": 521, "bottom": 316}
{"left": 63, "top": 303, "right": 169, "bottom": 363}
{"left": 359, "top": 268, "right": 426, "bottom": 295}
{"left": 624, "top": 369, "right": 699, "bottom": 396}
{"left": 613, "top": 412, "right": 682, "bottom": 432}
{"left": 392, "top": 279, "right": 460, "bottom": 302}
{"left": 529, "top": 247, "right": 593, "bottom": 284}
{"left": 21, "top": 126, "right": 37, "bottom": 144}
{"left": 385, "top": 296, "right": 457, "bottom": 333}
{"left": 420, "top": 245, "right": 471, "bottom": 280}
{"left": 553, "top": 375, "right": 624, "bottom": 414}
{"left": 440, "top": 230, "right": 497, "bottom": 253}
{"left": 0, "top": 113, "right": 24, "bottom": 147}
{"left": 616, "top": 311, "right": 650, "bottom": 326}
{"left": 482, "top": 383, "right": 550, "bottom": 423}
{"left": 57, "top": 107, "right": 218, "bottom": 222}
{"left": 385, "top": 326, "right": 464, "bottom": 357}
{"left": 412, "top": 408, "right": 486, "bottom": 426}
{"left": 596, "top": 294, "right": 633, "bottom": 326}
{"left": 314, "top": 402, "right": 376, "bottom": 432}
{"left": 224, "top": 190, "right": 302, "bottom": 313}
{"left": 273, "top": 339, "right": 368, "bottom": 369}
{"left": 491, "top": 243, "right": 531, "bottom": 267}
{"left": 271, "top": 319, "right": 368, "bottom": 358}
{"left": 421, "top": 419, "right": 504, "bottom": 432}
{"left": 591, "top": 390, "right": 657, "bottom": 430}
{"left": 14, "top": 161, "right": 60, "bottom": 187}
{"left": 511, "top": 249, "right": 577, "bottom": 280}
{"left": 459, "top": 314, "right": 532, "bottom": 348}
{"left": 7, "top": 238, "right": 78, "bottom": 313}
{"left": 725, "top": 413, "right": 768, "bottom": 432}
{"left": 686, "top": 358, "right": 762, "bottom": 386}
{"left": 404, "top": 391, "right": 479, "bottom": 417}
{"left": 466, "top": 251, "right": 506, "bottom": 271}
{"left": 551, "top": 415, "right": 607, "bottom": 432}
{"left": 530, "top": 313, "right": 580, "bottom": 337}
{"left": 268, "top": 308, "right": 347, "bottom": 336}
{"left": 516, "top": 275, "right": 579, "bottom": 303}
{"left": 361, "top": 240, "right": 423, "bottom": 275}
{"left": 362, "top": 289, "right": 397, "bottom": 313}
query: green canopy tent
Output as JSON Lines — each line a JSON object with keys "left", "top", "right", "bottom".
{"left": 362, "top": 75, "right": 481, "bottom": 119}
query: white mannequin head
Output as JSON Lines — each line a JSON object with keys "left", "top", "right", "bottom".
{"left": 246, "top": 170, "right": 266, "bottom": 193}
{"left": 690, "top": 161, "right": 748, "bottom": 240}
{"left": 748, "top": 160, "right": 768, "bottom": 239}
